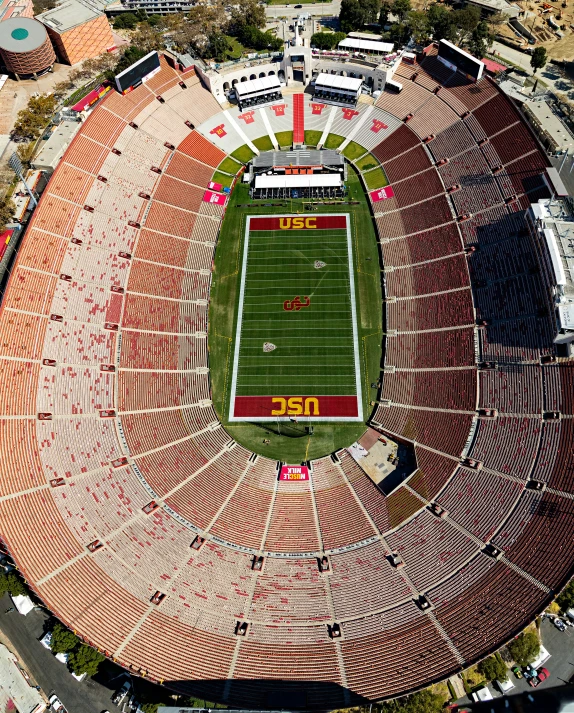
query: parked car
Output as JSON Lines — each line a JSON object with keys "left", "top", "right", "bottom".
{"left": 512, "top": 665, "right": 523, "bottom": 679}
{"left": 40, "top": 631, "right": 52, "bottom": 649}
{"left": 553, "top": 617, "right": 566, "bottom": 632}
{"left": 112, "top": 680, "right": 131, "bottom": 705}
{"left": 537, "top": 666, "right": 550, "bottom": 682}
{"left": 49, "top": 694, "right": 67, "bottom": 712}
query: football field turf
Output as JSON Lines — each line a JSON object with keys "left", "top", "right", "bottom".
{"left": 229, "top": 214, "right": 363, "bottom": 422}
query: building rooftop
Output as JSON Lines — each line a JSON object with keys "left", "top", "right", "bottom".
{"left": 465, "top": 0, "right": 520, "bottom": 15}
{"left": 36, "top": 0, "right": 102, "bottom": 34}
{"left": 315, "top": 71, "right": 362, "bottom": 91}
{"left": 524, "top": 100, "right": 574, "bottom": 154}
{"left": 533, "top": 198, "right": 574, "bottom": 298}
{"left": 32, "top": 120, "right": 80, "bottom": 171}
{"left": 338, "top": 37, "right": 394, "bottom": 53}
{"left": 0, "top": 643, "right": 46, "bottom": 713}
{"left": 0, "top": 17, "right": 47, "bottom": 52}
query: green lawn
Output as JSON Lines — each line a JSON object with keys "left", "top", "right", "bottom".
{"left": 355, "top": 153, "right": 380, "bottom": 172}
{"left": 231, "top": 144, "right": 256, "bottom": 164}
{"left": 218, "top": 156, "right": 242, "bottom": 175}
{"left": 364, "top": 166, "right": 389, "bottom": 190}
{"left": 211, "top": 171, "right": 234, "bottom": 189}
{"left": 253, "top": 135, "right": 275, "bottom": 152}
{"left": 208, "top": 167, "right": 382, "bottom": 461}
{"left": 275, "top": 130, "right": 293, "bottom": 148}
{"left": 324, "top": 133, "right": 345, "bottom": 150}
{"left": 342, "top": 141, "right": 367, "bottom": 161}
{"left": 305, "top": 130, "right": 323, "bottom": 147}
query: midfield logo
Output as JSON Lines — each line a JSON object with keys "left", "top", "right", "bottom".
{"left": 283, "top": 296, "right": 310, "bottom": 311}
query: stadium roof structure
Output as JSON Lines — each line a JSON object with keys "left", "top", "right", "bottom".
{"left": 0, "top": 51, "right": 573, "bottom": 711}
{"left": 235, "top": 74, "right": 280, "bottom": 97}
{"left": 338, "top": 37, "right": 394, "bottom": 53}
{"left": 315, "top": 72, "right": 363, "bottom": 91}
{"left": 252, "top": 149, "right": 343, "bottom": 169}
{"left": 254, "top": 173, "right": 341, "bottom": 188}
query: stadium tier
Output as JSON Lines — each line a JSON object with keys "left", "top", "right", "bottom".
{"left": 0, "top": 51, "right": 573, "bottom": 709}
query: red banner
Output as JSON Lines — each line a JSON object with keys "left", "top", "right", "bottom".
{"left": 233, "top": 395, "right": 359, "bottom": 418}
{"left": 203, "top": 190, "right": 226, "bottom": 205}
{"left": 208, "top": 181, "right": 223, "bottom": 191}
{"left": 370, "top": 186, "right": 395, "bottom": 202}
{"left": 249, "top": 215, "right": 347, "bottom": 231}
{"left": 279, "top": 465, "right": 310, "bottom": 481}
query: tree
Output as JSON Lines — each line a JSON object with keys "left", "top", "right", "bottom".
{"left": 379, "top": 1, "right": 392, "bottom": 26}
{"left": 50, "top": 623, "right": 79, "bottom": 654}
{"left": 311, "top": 31, "right": 346, "bottom": 50}
{"left": 407, "top": 11, "right": 430, "bottom": 46}
{"left": 507, "top": 632, "right": 540, "bottom": 666}
{"left": 113, "top": 12, "right": 139, "bottom": 29}
{"left": 378, "top": 688, "right": 445, "bottom": 713}
{"left": 362, "top": 0, "right": 382, "bottom": 24}
{"left": 68, "top": 644, "right": 105, "bottom": 677}
{"left": 32, "top": 0, "right": 56, "bottom": 13}
{"left": 0, "top": 198, "right": 15, "bottom": 233}
{"left": 468, "top": 20, "right": 491, "bottom": 58}
{"left": 530, "top": 46, "right": 547, "bottom": 74}
{"left": 389, "top": 22, "right": 410, "bottom": 48}
{"left": 557, "top": 579, "right": 574, "bottom": 614}
{"left": 230, "top": 0, "right": 265, "bottom": 30}
{"left": 0, "top": 571, "right": 25, "bottom": 596}
{"left": 393, "top": 0, "right": 411, "bottom": 22}
{"left": 478, "top": 655, "right": 508, "bottom": 682}
{"left": 114, "top": 46, "right": 148, "bottom": 75}
{"left": 11, "top": 93, "right": 56, "bottom": 142}
{"left": 129, "top": 24, "right": 165, "bottom": 53}
{"left": 207, "top": 32, "right": 230, "bottom": 61}
{"left": 339, "top": 0, "right": 366, "bottom": 32}
{"left": 427, "top": 4, "right": 455, "bottom": 42}
{"left": 452, "top": 6, "right": 481, "bottom": 46}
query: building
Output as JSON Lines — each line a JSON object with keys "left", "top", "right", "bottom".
{"left": 313, "top": 71, "right": 362, "bottom": 105}
{"left": 235, "top": 74, "right": 282, "bottom": 111}
{"left": 121, "top": 0, "right": 193, "bottom": 14}
{"left": 463, "top": 0, "right": 520, "bottom": 17}
{"left": 523, "top": 100, "right": 574, "bottom": 156}
{"left": 0, "top": 17, "right": 55, "bottom": 78}
{"left": 0, "top": 0, "right": 33, "bottom": 23}
{"left": 0, "top": 643, "right": 45, "bottom": 713}
{"left": 36, "top": 0, "right": 113, "bottom": 65}
{"left": 31, "top": 120, "right": 81, "bottom": 172}
{"left": 337, "top": 37, "right": 394, "bottom": 56}
{"left": 527, "top": 187, "right": 574, "bottom": 347}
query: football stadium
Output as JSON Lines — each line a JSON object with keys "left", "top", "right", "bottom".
{"left": 0, "top": 38, "right": 573, "bottom": 710}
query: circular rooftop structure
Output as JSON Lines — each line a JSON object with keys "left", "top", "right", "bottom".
{"left": 0, "top": 17, "right": 54, "bottom": 76}
{"left": 0, "top": 53, "right": 573, "bottom": 709}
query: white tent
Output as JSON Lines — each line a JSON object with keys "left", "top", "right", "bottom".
{"left": 254, "top": 174, "right": 341, "bottom": 189}
{"left": 11, "top": 595, "right": 35, "bottom": 616}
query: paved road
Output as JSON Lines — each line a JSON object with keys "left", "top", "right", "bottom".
{"left": 0, "top": 593, "right": 124, "bottom": 713}
{"left": 456, "top": 617, "right": 574, "bottom": 706}
{"left": 265, "top": 0, "right": 340, "bottom": 19}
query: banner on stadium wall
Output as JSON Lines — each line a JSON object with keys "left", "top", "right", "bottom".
{"left": 249, "top": 215, "right": 347, "bottom": 231}
{"left": 279, "top": 465, "right": 310, "bottom": 481}
{"left": 203, "top": 190, "right": 226, "bottom": 205}
{"left": 208, "top": 181, "right": 223, "bottom": 191}
{"left": 370, "top": 186, "right": 395, "bottom": 202}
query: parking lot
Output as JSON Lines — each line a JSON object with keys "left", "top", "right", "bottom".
{"left": 456, "top": 616, "right": 574, "bottom": 706}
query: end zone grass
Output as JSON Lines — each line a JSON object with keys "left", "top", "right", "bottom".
{"left": 208, "top": 166, "right": 382, "bottom": 461}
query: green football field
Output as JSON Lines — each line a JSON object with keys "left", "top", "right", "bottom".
{"left": 229, "top": 214, "right": 363, "bottom": 422}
